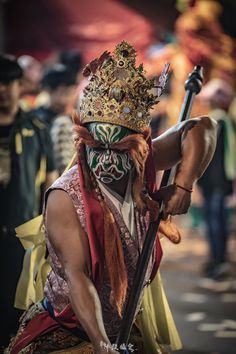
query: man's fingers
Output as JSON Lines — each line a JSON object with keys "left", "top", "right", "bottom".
{"left": 163, "top": 199, "right": 190, "bottom": 218}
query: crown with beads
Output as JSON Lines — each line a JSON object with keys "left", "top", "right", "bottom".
{"left": 79, "top": 41, "right": 169, "bottom": 133}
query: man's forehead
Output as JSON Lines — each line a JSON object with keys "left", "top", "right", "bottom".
{"left": 87, "top": 122, "right": 132, "bottom": 141}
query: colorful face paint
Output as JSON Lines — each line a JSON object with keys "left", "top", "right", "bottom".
{"left": 86, "top": 123, "right": 133, "bottom": 184}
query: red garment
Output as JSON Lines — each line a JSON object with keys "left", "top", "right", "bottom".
{"left": 10, "top": 312, "right": 58, "bottom": 354}
{"left": 77, "top": 161, "right": 105, "bottom": 293}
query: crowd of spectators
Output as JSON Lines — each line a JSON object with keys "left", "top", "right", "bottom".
{"left": 0, "top": 51, "right": 81, "bottom": 348}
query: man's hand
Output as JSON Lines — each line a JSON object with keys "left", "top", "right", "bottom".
{"left": 156, "top": 184, "right": 192, "bottom": 219}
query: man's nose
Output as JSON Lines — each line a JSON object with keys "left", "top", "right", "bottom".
{"left": 104, "top": 149, "right": 111, "bottom": 160}
{"left": 103, "top": 149, "right": 113, "bottom": 165}
{"left": 103, "top": 143, "right": 111, "bottom": 154}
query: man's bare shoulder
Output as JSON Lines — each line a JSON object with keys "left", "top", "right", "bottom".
{"left": 46, "top": 189, "right": 78, "bottom": 224}
{"left": 46, "top": 189, "right": 90, "bottom": 272}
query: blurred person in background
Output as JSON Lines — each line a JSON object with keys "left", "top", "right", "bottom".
{"left": 50, "top": 113, "right": 76, "bottom": 175}
{"left": 17, "top": 55, "right": 43, "bottom": 111}
{"left": 0, "top": 54, "right": 57, "bottom": 349}
{"left": 58, "top": 50, "right": 83, "bottom": 83}
{"left": 33, "top": 64, "right": 77, "bottom": 174}
{"left": 145, "top": 0, "right": 236, "bottom": 127}
{"left": 33, "top": 64, "right": 77, "bottom": 126}
{"left": 197, "top": 79, "right": 236, "bottom": 279}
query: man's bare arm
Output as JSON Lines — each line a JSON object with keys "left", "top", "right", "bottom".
{"left": 173, "top": 116, "right": 217, "bottom": 189}
{"left": 46, "top": 190, "right": 118, "bottom": 353}
{"left": 152, "top": 116, "right": 217, "bottom": 176}
{"left": 152, "top": 116, "right": 217, "bottom": 216}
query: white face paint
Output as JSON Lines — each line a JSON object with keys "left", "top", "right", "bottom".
{"left": 86, "top": 123, "right": 133, "bottom": 184}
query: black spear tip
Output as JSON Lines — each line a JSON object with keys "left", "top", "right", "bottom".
{"left": 184, "top": 65, "right": 204, "bottom": 94}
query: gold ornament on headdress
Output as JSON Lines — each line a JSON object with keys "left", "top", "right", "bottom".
{"left": 80, "top": 41, "right": 169, "bottom": 133}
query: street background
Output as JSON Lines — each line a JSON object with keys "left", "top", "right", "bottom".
{"left": 161, "top": 212, "right": 236, "bottom": 354}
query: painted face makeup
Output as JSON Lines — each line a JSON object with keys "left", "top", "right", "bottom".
{"left": 86, "top": 123, "right": 133, "bottom": 184}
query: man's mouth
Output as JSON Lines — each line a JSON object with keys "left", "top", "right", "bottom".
{"left": 94, "top": 165, "right": 123, "bottom": 179}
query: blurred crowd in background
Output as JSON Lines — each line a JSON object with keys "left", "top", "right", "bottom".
{"left": 0, "top": 0, "right": 236, "bottom": 350}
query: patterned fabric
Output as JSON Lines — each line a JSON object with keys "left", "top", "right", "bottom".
{"left": 44, "top": 165, "right": 155, "bottom": 337}
{"left": 5, "top": 301, "right": 84, "bottom": 354}
{"left": 5, "top": 301, "right": 149, "bottom": 354}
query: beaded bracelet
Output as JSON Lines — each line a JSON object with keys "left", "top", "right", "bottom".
{"left": 174, "top": 183, "right": 193, "bottom": 193}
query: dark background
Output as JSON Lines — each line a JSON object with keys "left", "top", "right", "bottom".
{"left": 1, "top": 0, "right": 236, "bottom": 59}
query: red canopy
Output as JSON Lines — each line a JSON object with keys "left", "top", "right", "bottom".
{"left": 6, "top": 0, "right": 153, "bottom": 63}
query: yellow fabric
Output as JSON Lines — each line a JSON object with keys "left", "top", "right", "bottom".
{"left": 35, "top": 157, "right": 47, "bottom": 190}
{"left": 15, "top": 132, "right": 22, "bottom": 154}
{"left": 63, "top": 153, "right": 77, "bottom": 173}
{"left": 34, "top": 157, "right": 47, "bottom": 217}
{"left": 138, "top": 271, "right": 182, "bottom": 353}
{"left": 21, "top": 128, "right": 35, "bottom": 137}
{"left": 14, "top": 215, "right": 51, "bottom": 310}
{"left": 14, "top": 154, "right": 77, "bottom": 310}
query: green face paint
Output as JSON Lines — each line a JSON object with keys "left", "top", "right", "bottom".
{"left": 86, "top": 123, "right": 133, "bottom": 184}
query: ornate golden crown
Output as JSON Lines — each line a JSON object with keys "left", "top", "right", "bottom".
{"left": 79, "top": 41, "right": 169, "bottom": 133}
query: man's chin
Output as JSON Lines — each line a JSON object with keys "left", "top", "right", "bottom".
{"left": 98, "top": 172, "right": 128, "bottom": 185}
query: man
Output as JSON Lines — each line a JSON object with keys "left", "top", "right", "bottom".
{"left": 33, "top": 64, "right": 77, "bottom": 174}
{"left": 0, "top": 54, "right": 57, "bottom": 349}
{"left": 58, "top": 50, "right": 82, "bottom": 82}
{"left": 6, "top": 42, "right": 217, "bottom": 354}
{"left": 18, "top": 55, "right": 43, "bottom": 111}
{"left": 33, "top": 64, "right": 77, "bottom": 126}
{"left": 198, "top": 79, "right": 236, "bottom": 279}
